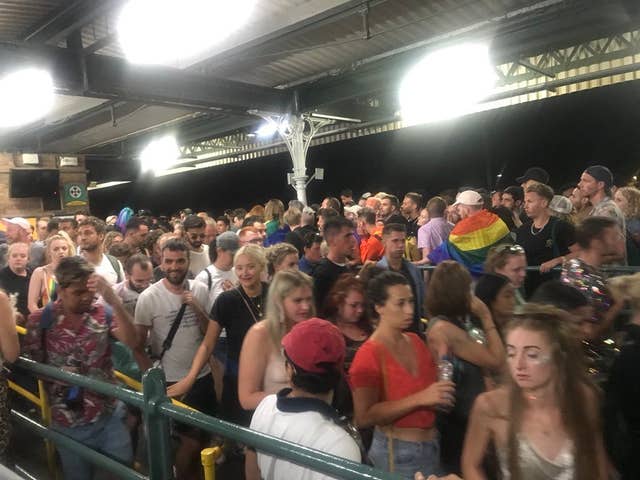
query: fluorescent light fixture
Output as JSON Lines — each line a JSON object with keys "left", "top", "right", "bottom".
{"left": 0, "top": 68, "right": 54, "bottom": 127}
{"left": 118, "top": 0, "right": 256, "bottom": 66}
{"left": 310, "top": 113, "right": 361, "bottom": 123}
{"left": 399, "top": 43, "right": 496, "bottom": 125}
{"left": 87, "top": 181, "right": 132, "bottom": 191}
{"left": 140, "top": 135, "right": 181, "bottom": 175}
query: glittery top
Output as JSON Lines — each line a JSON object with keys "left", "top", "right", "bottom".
{"left": 561, "top": 258, "right": 612, "bottom": 321}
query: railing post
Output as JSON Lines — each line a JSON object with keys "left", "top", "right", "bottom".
{"left": 142, "top": 368, "right": 174, "bottom": 480}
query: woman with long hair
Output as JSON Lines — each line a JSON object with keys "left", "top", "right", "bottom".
{"left": 324, "top": 274, "right": 373, "bottom": 370}
{"left": 425, "top": 261, "right": 505, "bottom": 475}
{"left": 27, "top": 234, "right": 74, "bottom": 312}
{"left": 350, "top": 271, "right": 455, "bottom": 479}
{"left": 462, "top": 303, "right": 607, "bottom": 479}
{"left": 238, "top": 269, "right": 314, "bottom": 480}
{"left": 264, "top": 199, "right": 285, "bottom": 237}
{"left": 474, "top": 273, "right": 517, "bottom": 335}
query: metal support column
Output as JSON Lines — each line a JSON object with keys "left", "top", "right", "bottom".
{"left": 142, "top": 368, "right": 174, "bottom": 480}
{"left": 251, "top": 112, "right": 331, "bottom": 205}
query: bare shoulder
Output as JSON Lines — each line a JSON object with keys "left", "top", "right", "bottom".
{"left": 244, "top": 320, "right": 271, "bottom": 348}
{"left": 475, "top": 387, "right": 509, "bottom": 417}
{"left": 0, "top": 290, "right": 8, "bottom": 302}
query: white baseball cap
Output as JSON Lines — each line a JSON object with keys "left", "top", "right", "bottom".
{"left": 453, "top": 190, "right": 484, "bottom": 207}
{"left": 2, "top": 217, "right": 32, "bottom": 232}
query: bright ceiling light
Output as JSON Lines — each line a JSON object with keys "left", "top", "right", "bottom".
{"left": 140, "top": 135, "right": 181, "bottom": 175}
{"left": 256, "top": 121, "right": 278, "bottom": 138}
{"left": 0, "top": 68, "right": 54, "bottom": 128}
{"left": 118, "top": 0, "right": 256, "bottom": 66}
{"left": 399, "top": 43, "right": 496, "bottom": 125}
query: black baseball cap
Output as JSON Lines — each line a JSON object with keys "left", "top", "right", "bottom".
{"left": 583, "top": 165, "right": 613, "bottom": 188}
{"left": 516, "top": 167, "right": 549, "bottom": 184}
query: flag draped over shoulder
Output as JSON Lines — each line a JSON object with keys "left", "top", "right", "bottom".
{"left": 428, "top": 210, "right": 511, "bottom": 276}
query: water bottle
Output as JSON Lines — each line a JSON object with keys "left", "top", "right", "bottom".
{"left": 438, "top": 357, "right": 454, "bottom": 382}
{"left": 437, "top": 356, "right": 454, "bottom": 412}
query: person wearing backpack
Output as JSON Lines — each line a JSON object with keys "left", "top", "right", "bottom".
{"left": 77, "top": 217, "right": 124, "bottom": 286}
{"left": 23, "top": 256, "right": 137, "bottom": 480}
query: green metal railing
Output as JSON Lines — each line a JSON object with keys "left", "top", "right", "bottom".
{"left": 12, "top": 357, "right": 402, "bottom": 480}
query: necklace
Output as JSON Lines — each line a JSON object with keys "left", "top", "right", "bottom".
{"left": 238, "top": 286, "right": 264, "bottom": 323}
{"left": 530, "top": 219, "right": 549, "bottom": 236}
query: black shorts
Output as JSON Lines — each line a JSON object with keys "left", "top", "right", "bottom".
{"left": 168, "top": 374, "right": 217, "bottom": 438}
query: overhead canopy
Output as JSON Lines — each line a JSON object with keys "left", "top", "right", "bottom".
{"left": 0, "top": 0, "right": 638, "bottom": 177}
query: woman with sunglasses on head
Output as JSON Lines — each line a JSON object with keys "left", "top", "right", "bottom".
{"left": 485, "top": 244, "right": 528, "bottom": 305}
{"left": 425, "top": 261, "right": 505, "bottom": 476}
{"left": 462, "top": 303, "right": 607, "bottom": 480}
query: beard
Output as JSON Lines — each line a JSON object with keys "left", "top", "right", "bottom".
{"left": 165, "top": 269, "right": 187, "bottom": 286}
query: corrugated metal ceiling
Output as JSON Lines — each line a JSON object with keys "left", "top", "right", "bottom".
{"left": 0, "top": 0, "right": 70, "bottom": 42}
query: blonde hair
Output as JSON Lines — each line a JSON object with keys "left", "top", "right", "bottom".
{"left": 616, "top": 186, "right": 640, "bottom": 219}
{"left": 609, "top": 273, "right": 640, "bottom": 311}
{"left": 265, "top": 243, "right": 299, "bottom": 276}
{"left": 264, "top": 199, "right": 285, "bottom": 225}
{"left": 233, "top": 244, "right": 267, "bottom": 272}
{"left": 45, "top": 234, "right": 75, "bottom": 263}
{"left": 264, "top": 270, "right": 314, "bottom": 347}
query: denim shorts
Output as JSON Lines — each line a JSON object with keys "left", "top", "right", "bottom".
{"left": 53, "top": 401, "right": 133, "bottom": 480}
{"left": 368, "top": 428, "right": 442, "bottom": 479}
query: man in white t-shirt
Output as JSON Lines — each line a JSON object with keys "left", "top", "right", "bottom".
{"left": 134, "top": 239, "right": 215, "bottom": 479}
{"left": 182, "top": 215, "right": 209, "bottom": 278}
{"left": 194, "top": 231, "right": 239, "bottom": 312}
{"left": 250, "top": 318, "right": 361, "bottom": 480}
{"left": 113, "top": 254, "right": 154, "bottom": 316}
{"left": 78, "top": 217, "right": 124, "bottom": 286}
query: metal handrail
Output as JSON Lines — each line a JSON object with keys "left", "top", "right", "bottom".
{"left": 13, "top": 357, "right": 402, "bottom": 480}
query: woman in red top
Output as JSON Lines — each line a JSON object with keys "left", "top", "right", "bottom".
{"left": 350, "top": 271, "right": 455, "bottom": 479}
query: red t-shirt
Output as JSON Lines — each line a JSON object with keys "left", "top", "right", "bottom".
{"left": 359, "top": 229, "right": 384, "bottom": 263}
{"left": 349, "top": 333, "right": 437, "bottom": 429}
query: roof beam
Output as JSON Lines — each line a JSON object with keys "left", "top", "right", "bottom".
{"left": 23, "top": 0, "right": 125, "bottom": 45}
{"left": 189, "top": 0, "right": 387, "bottom": 72}
{"left": 0, "top": 43, "right": 291, "bottom": 113}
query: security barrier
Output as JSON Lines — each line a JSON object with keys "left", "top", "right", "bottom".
{"left": 11, "top": 357, "right": 402, "bottom": 480}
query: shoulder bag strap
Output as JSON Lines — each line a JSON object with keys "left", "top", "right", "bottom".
{"left": 158, "top": 303, "right": 187, "bottom": 361}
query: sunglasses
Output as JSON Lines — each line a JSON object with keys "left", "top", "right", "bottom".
{"left": 494, "top": 244, "right": 525, "bottom": 254}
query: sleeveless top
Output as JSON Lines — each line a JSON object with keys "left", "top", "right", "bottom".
{"left": 263, "top": 348, "right": 288, "bottom": 394}
{"left": 499, "top": 435, "right": 575, "bottom": 480}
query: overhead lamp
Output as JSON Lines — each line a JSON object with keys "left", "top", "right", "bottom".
{"left": 399, "top": 43, "right": 496, "bottom": 125}
{"left": 0, "top": 68, "right": 54, "bottom": 128}
{"left": 140, "top": 135, "right": 181, "bottom": 175}
{"left": 118, "top": 0, "right": 256, "bottom": 66}
{"left": 256, "top": 121, "right": 279, "bottom": 138}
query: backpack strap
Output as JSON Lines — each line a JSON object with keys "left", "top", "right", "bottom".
{"left": 105, "top": 254, "right": 123, "bottom": 283}
{"left": 206, "top": 268, "right": 212, "bottom": 291}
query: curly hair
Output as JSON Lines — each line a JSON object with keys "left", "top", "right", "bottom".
{"left": 616, "top": 186, "right": 640, "bottom": 219}
{"left": 265, "top": 242, "right": 299, "bottom": 277}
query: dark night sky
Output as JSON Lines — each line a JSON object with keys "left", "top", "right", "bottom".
{"left": 88, "top": 80, "right": 640, "bottom": 218}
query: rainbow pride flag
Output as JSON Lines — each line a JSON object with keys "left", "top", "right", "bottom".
{"left": 428, "top": 210, "right": 511, "bottom": 276}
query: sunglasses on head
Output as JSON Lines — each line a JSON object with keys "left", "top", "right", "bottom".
{"left": 494, "top": 244, "right": 525, "bottom": 254}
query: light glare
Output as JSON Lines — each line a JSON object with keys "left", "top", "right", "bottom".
{"left": 0, "top": 68, "right": 54, "bottom": 128}
{"left": 256, "top": 122, "right": 278, "bottom": 138}
{"left": 118, "top": 0, "right": 256, "bottom": 66}
{"left": 140, "top": 135, "right": 180, "bottom": 175}
{"left": 400, "top": 43, "right": 496, "bottom": 125}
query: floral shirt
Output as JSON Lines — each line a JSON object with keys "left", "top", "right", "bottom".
{"left": 24, "top": 300, "right": 118, "bottom": 427}
{"left": 590, "top": 197, "right": 626, "bottom": 232}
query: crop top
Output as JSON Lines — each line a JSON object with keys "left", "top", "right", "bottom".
{"left": 348, "top": 333, "right": 437, "bottom": 429}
